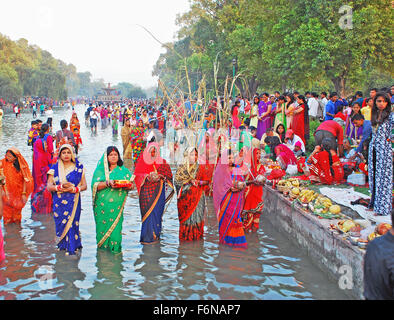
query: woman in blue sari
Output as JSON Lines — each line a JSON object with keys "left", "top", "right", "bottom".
{"left": 47, "top": 144, "right": 87, "bottom": 255}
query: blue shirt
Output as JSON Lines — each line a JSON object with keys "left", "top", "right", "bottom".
{"left": 356, "top": 120, "right": 372, "bottom": 153}
{"left": 335, "top": 99, "right": 348, "bottom": 113}
{"left": 324, "top": 100, "right": 337, "bottom": 121}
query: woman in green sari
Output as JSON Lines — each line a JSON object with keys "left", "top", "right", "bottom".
{"left": 91, "top": 146, "right": 133, "bottom": 253}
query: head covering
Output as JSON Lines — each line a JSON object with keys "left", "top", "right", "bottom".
{"left": 58, "top": 144, "right": 76, "bottom": 163}
{"left": 295, "top": 141, "right": 302, "bottom": 148}
{"left": 4, "top": 147, "right": 34, "bottom": 193}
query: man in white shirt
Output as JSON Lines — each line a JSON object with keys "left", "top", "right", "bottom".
{"left": 90, "top": 108, "right": 99, "bottom": 133}
{"left": 308, "top": 92, "right": 319, "bottom": 120}
{"left": 284, "top": 129, "right": 306, "bottom": 153}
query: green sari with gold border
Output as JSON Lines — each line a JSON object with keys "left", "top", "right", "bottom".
{"left": 91, "top": 152, "right": 132, "bottom": 253}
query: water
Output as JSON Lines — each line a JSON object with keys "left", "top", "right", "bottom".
{"left": 0, "top": 106, "right": 351, "bottom": 300}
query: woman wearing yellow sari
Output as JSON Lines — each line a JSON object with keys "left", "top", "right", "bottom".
{"left": 121, "top": 118, "right": 133, "bottom": 171}
{"left": 91, "top": 146, "right": 133, "bottom": 253}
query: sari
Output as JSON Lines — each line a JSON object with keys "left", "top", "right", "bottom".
{"left": 48, "top": 145, "right": 84, "bottom": 255}
{"left": 274, "top": 144, "right": 297, "bottom": 169}
{"left": 31, "top": 134, "right": 54, "bottom": 214}
{"left": 131, "top": 120, "right": 146, "bottom": 164}
{"left": 0, "top": 148, "right": 34, "bottom": 224}
{"left": 174, "top": 148, "right": 212, "bottom": 241}
{"left": 91, "top": 152, "right": 132, "bottom": 253}
{"left": 69, "top": 113, "right": 80, "bottom": 133}
{"left": 213, "top": 163, "right": 247, "bottom": 248}
{"left": 134, "top": 144, "right": 174, "bottom": 244}
{"left": 242, "top": 148, "right": 266, "bottom": 232}
{"left": 309, "top": 150, "right": 344, "bottom": 185}
{"left": 292, "top": 103, "right": 307, "bottom": 145}
{"left": 121, "top": 124, "right": 133, "bottom": 171}
{"left": 274, "top": 103, "right": 287, "bottom": 131}
{"left": 256, "top": 101, "right": 272, "bottom": 140}
{"left": 0, "top": 178, "right": 5, "bottom": 262}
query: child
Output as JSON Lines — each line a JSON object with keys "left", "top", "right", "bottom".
{"left": 250, "top": 126, "right": 261, "bottom": 150}
{"left": 27, "top": 121, "right": 39, "bottom": 148}
{"left": 72, "top": 127, "right": 83, "bottom": 155}
{"left": 360, "top": 98, "right": 373, "bottom": 121}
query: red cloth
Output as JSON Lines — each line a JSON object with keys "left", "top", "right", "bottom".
{"left": 315, "top": 120, "right": 344, "bottom": 145}
{"left": 292, "top": 103, "right": 306, "bottom": 145}
{"left": 309, "top": 151, "right": 344, "bottom": 184}
{"left": 274, "top": 144, "right": 297, "bottom": 166}
{"left": 267, "top": 169, "right": 286, "bottom": 180}
{"left": 243, "top": 149, "right": 265, "bottom": 212}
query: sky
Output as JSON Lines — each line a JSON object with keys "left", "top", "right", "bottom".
{"left": 0, "top": 0, "right": 191, "bottom": 88}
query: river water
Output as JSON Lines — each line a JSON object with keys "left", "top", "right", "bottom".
{"left": 0, "top": 106, "right": 351, "bottom": 300}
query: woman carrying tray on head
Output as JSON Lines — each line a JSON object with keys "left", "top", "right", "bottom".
{"left": 91, "top": 146, "right": 133, "bottom": 254}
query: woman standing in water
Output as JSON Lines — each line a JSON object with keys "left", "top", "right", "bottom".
{"left": 134, "top": 143, "right": 174, "bottom": 244}
{"left": 91, "top": 146, "right": 133, "bottom": 253}
{"left": 47, "top": 144, "right": 87, "bottom": 255}
{"left": 0, "top": 175, "right": 5, "bottom": 262}
{"left": 31, "top": 123, "right": 54, "bottom": 215}
{"left": 174, "top": 147, "right": 211, "bottom": 241}
{"left": 121, "top": 118, "right": 133, "bottom": 171}
{"left": 0, "top": 148, "right": 34, "bottom": 224}
{"left": 241, "top": 148, "right": 266, "bottom": 233}
{"left": 213, "top": 149, "right": 247, "bottom": 248}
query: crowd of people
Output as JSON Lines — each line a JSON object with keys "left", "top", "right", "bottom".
{"left": 0, "top": 86, "right": 393, "bottom": 264}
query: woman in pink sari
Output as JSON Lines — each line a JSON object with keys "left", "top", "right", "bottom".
{"left": 213, "top": 150, "right": 247, "bottom": 248}
{"left": 31, "top": 123, "right": 54, "bottom": 214}
{"left": 0, "top": 175, "right": 5, "bottom": 262}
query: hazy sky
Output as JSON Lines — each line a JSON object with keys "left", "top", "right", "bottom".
{"left": 0, "top": 0, "right": 191, "bottom": 88}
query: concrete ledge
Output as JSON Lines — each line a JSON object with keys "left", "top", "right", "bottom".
{"left": 263, "top": 185, "right": 365, "bottom": 300}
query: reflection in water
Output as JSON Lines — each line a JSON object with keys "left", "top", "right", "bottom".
{"left": 89, "top": 249, "right": 125, "bottom": 300}
{"left": 0, "top": 107, "right": 351, "bottom": 300}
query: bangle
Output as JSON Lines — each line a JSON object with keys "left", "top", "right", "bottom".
{"left": 75, "top": 187, "right": 80, "bottom": 193}
{"left": 22, "top": 192, "right": 27, "bottom": 195}
{"left": 56, "top": 185, "right": 62, "bottom": 192}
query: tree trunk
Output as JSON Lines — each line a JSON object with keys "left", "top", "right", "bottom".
{"left": 331, "top": 75, "right": 347, "bottom": 98}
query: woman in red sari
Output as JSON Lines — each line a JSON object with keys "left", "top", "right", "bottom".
{"left": 242, "top": 148, "right": 266, "bottom": 232}
{"left": 31, "top": 124, "right": 54, "bottom": 214}
{"left": 134, "top": 143, "right": 174, "bottom": 244}
{"left": 292, "top": 95, "right": 309, "bottom": 145}
{"left": 0, "top": 148, "right": 34, "bottom": 224}
{"left": 308, "top": 138, "right": 344, "bottom": 185}
{"left": 174, "top": 147, "right": 213, "bottom": 241}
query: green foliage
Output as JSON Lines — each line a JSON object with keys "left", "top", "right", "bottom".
{"left": 0, "top": 33, "right": 68, "bottom": 101}
{"left": 154, "top": 0, "right": 393, "bottom": 98}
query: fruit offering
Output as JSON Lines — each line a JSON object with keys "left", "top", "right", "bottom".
{"left": 297, "top": 189, "right": 318, "bottom": 204}
{"left": 376, "top": 223, "right": 392, "bottom": 236}
{"left": 338, "top": 220, "right": 357, "bottom": 233}
{"left": 113, "top": 180, "right": 133, "bottom": 189}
